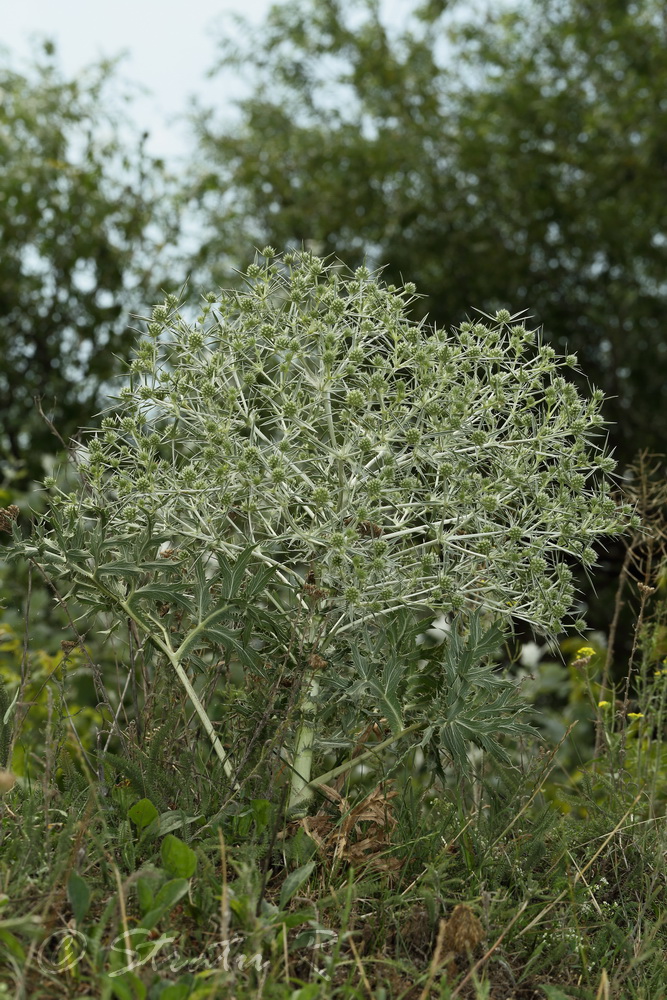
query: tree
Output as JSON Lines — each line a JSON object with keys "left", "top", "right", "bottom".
{"left": 186, "top": 0, "right": 667, "bottom": 472}
{"left": 0, "top": 41, "right": 177, "bottom": 485}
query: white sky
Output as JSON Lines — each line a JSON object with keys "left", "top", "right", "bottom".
{"left": 2, "top": 0, "right": 432, "bottom": 168}
{"left": 1, "top": 0, "right": 277, "bottom": 162}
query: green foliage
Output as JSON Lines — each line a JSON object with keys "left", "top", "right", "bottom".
{"left": 4, "top": 564, "right": 667, "bottom": 996}
{"left": 0, "top": 676, "right": 11, "bottom": 768}
{"left": 102, "top": 718, "right": 227, "bottom": 819}
{"left": 19, "top": 249, "right": 632, "bottom": 639}
{"left": 0, "top": 41, "right": 177, "bottom": 483}
{"left": 160, "top": 835, "right": 197, "bottom": 879}
{"left": 0, "top": 618, "right": 103, "bottom": 776}
{"left": 128, "top": 798, "right": 159, "bottom": 832}
{"left": 188, "top": 0, "right": 667, "bottom": 469}
{"left": 67, "top": 871, "right": 92, "bottom": 926}
{"left": 6, "top": 248, "right": 634, "bottom": 814}
{"left": 337, "top": 608, "right": 537, "bottom": 777}
{"left": 4, "top": 722, "right": 667, "bottom": 998}
{"left": 279, "top": 861, "right": 316, "bottom": 911}
{"left": 413, "top": 612, "right": 537, "bottom": 769}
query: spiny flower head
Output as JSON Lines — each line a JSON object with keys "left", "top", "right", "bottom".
{"left": 38, "top": 249, "right": 636, "bottom": 639}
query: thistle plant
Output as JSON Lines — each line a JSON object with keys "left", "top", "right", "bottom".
{"left": 9, "top": 249, "right": 637, "bottom": 812}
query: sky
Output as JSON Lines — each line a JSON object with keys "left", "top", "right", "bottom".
{"left": 2, "top": 0, "right": 421, "bottom": 166}
{"left": 1, "top": 0, "right": 278, "bottom": 162}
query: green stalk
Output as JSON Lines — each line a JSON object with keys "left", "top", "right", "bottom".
{"left": 163, "top": 645, "right": 238, "bottom": 788}
{"left": 289, "top": 721, "right": 424, "bottom": 815}
{"left": 323, "top": 379, "right": 346, "bottom": 504}
{"left": 288, "top": 672, "right": 321, "bottom": 815}
{"left": 288, "top": 371, "right": 344, "bottom": 816}
{"left": 288, "top": 613, "right": 324, "bottom": 814}
{"left": 0, "top": 678, "right": 10, "bottom": 769}
{"left": 82, "top": 569, "right": 239, "bottom": 789}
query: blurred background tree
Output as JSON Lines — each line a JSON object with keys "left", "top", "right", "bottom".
{"left": 0, "top": 41, "right": 178, "bottom": 489}
{"left": 186, "top": 0, "right": 667, "bottom": 473}
{"left": 2, "top": 1, "right": 665, "bottom": 662}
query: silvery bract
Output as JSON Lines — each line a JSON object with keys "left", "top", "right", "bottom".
{"left": 44, "top": 248, "right": 634, "bottom": 641}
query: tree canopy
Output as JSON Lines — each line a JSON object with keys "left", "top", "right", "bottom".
{"left": 0, "top": 42, "right": 176, "bottom": 485}
{"left": 187, "top": 0, "right": 667, "bottom": 470}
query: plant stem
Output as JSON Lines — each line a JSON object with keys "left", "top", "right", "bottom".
{"left": 288, "top": 614, "right": 323, "bottom": 815}
{"left": 82, "top": 569, "right": 239, "bottom": 788}
{"left": 289, "top": 675, "right": 321, "bottom": 814}
{"left": 323, "top": 380, "right": 346, "bottom": 505}
{"left": 289, "top": 720, "right": 424, "bottom": 815}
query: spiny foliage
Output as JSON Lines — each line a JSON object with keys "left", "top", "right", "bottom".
{"left": 25, "top": 247, "right": 635, "bottom": 639}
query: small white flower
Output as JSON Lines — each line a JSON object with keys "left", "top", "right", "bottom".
{"left": 520, "top": 641, "right": 547, "bottom": 669}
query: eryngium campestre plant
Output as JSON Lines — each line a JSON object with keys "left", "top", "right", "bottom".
{"left": 17, "top": 248, "right": 636, "bottom": 809}
{"left": 50, "top": 248, "right": 632, "bottom": 637}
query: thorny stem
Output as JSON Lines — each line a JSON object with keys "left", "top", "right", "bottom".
{"left": 80, "top": 568, "right": 239, "bottom": 787}
{"left": 595, "top": 544, "right": 634, "bottom": 761}
{"left": 304, "top": 721, "right": 425, "bottom": 797}
{"left": 323, "top": 377, "right": 346, "bottom": 506}
{"left": 287, "top": 369, "right": 346, "bottom": 814}
{"left": 289, "top": 675, "right": 321, "bottom": 814}
{"left": 288, "top": 617, "right": 325, "bottom": 814}
{"left": 617, "top": 582, "right": 655, "bottom": 774}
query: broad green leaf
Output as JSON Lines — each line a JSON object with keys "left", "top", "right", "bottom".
{"left": 139, "top": 907, "right": 168, "bottom": 932}
{"left": 156, "top": 811, "right": 203, "bottom": 836}
{"left": 159, "top": 984, "right": 193, "bottom": 1000}
{"left": 140, "top": 879, "right": 190, "bottom": 930}
{"left": 281, "top": 909, "right": 319, "bottom": 931}
{"left": 279, "top": 861, "right": 316, "bottom": 912}
{"left": 104, "top": 970, "right": 147, "bottom": 1000}
{"left": 136, "top": 877, "right": 155, "bottom": 916}
{"left": 252, "top": 798, "right": 272, "bottom": 833}
{"left": 128, "top": 798, "right": 159, "bottom": 832}
{"left": 0, "top": 928, "right": 26, "bottom": 961}
{"left": 67, "top": 871, "right": 92, "bottom": 925}
{"left": 290, "top": 983, "right": 322, "bottom": 1000}
{"left": 160, "top": 835, "right": 197, "bottom": 879}
{"left": 153, "top": 878, "right": 191, "bottom": 910}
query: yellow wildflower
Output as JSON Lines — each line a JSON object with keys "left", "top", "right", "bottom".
{"left": 627, "top": 712, "right": 644, "bottom": 720}
{"left": 576, "top": 646, "right": 596, "bottom": 658}
{"left": 598, "top": 701, "right": 611, "bottom": 708}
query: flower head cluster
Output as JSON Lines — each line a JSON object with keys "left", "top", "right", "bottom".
{"left": 45, "top": 249, "right": 636, "bottom": 637}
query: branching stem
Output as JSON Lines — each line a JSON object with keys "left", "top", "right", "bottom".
{"left": 82, "top": 569, "right": 238, "bottom": 787}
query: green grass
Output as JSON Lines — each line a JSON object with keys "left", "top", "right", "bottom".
{"left": 3, "top": 528, "right": 667, "bottom": 999}
{"left": 2, "top": 661, "right": 667, "bottom": 1000}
